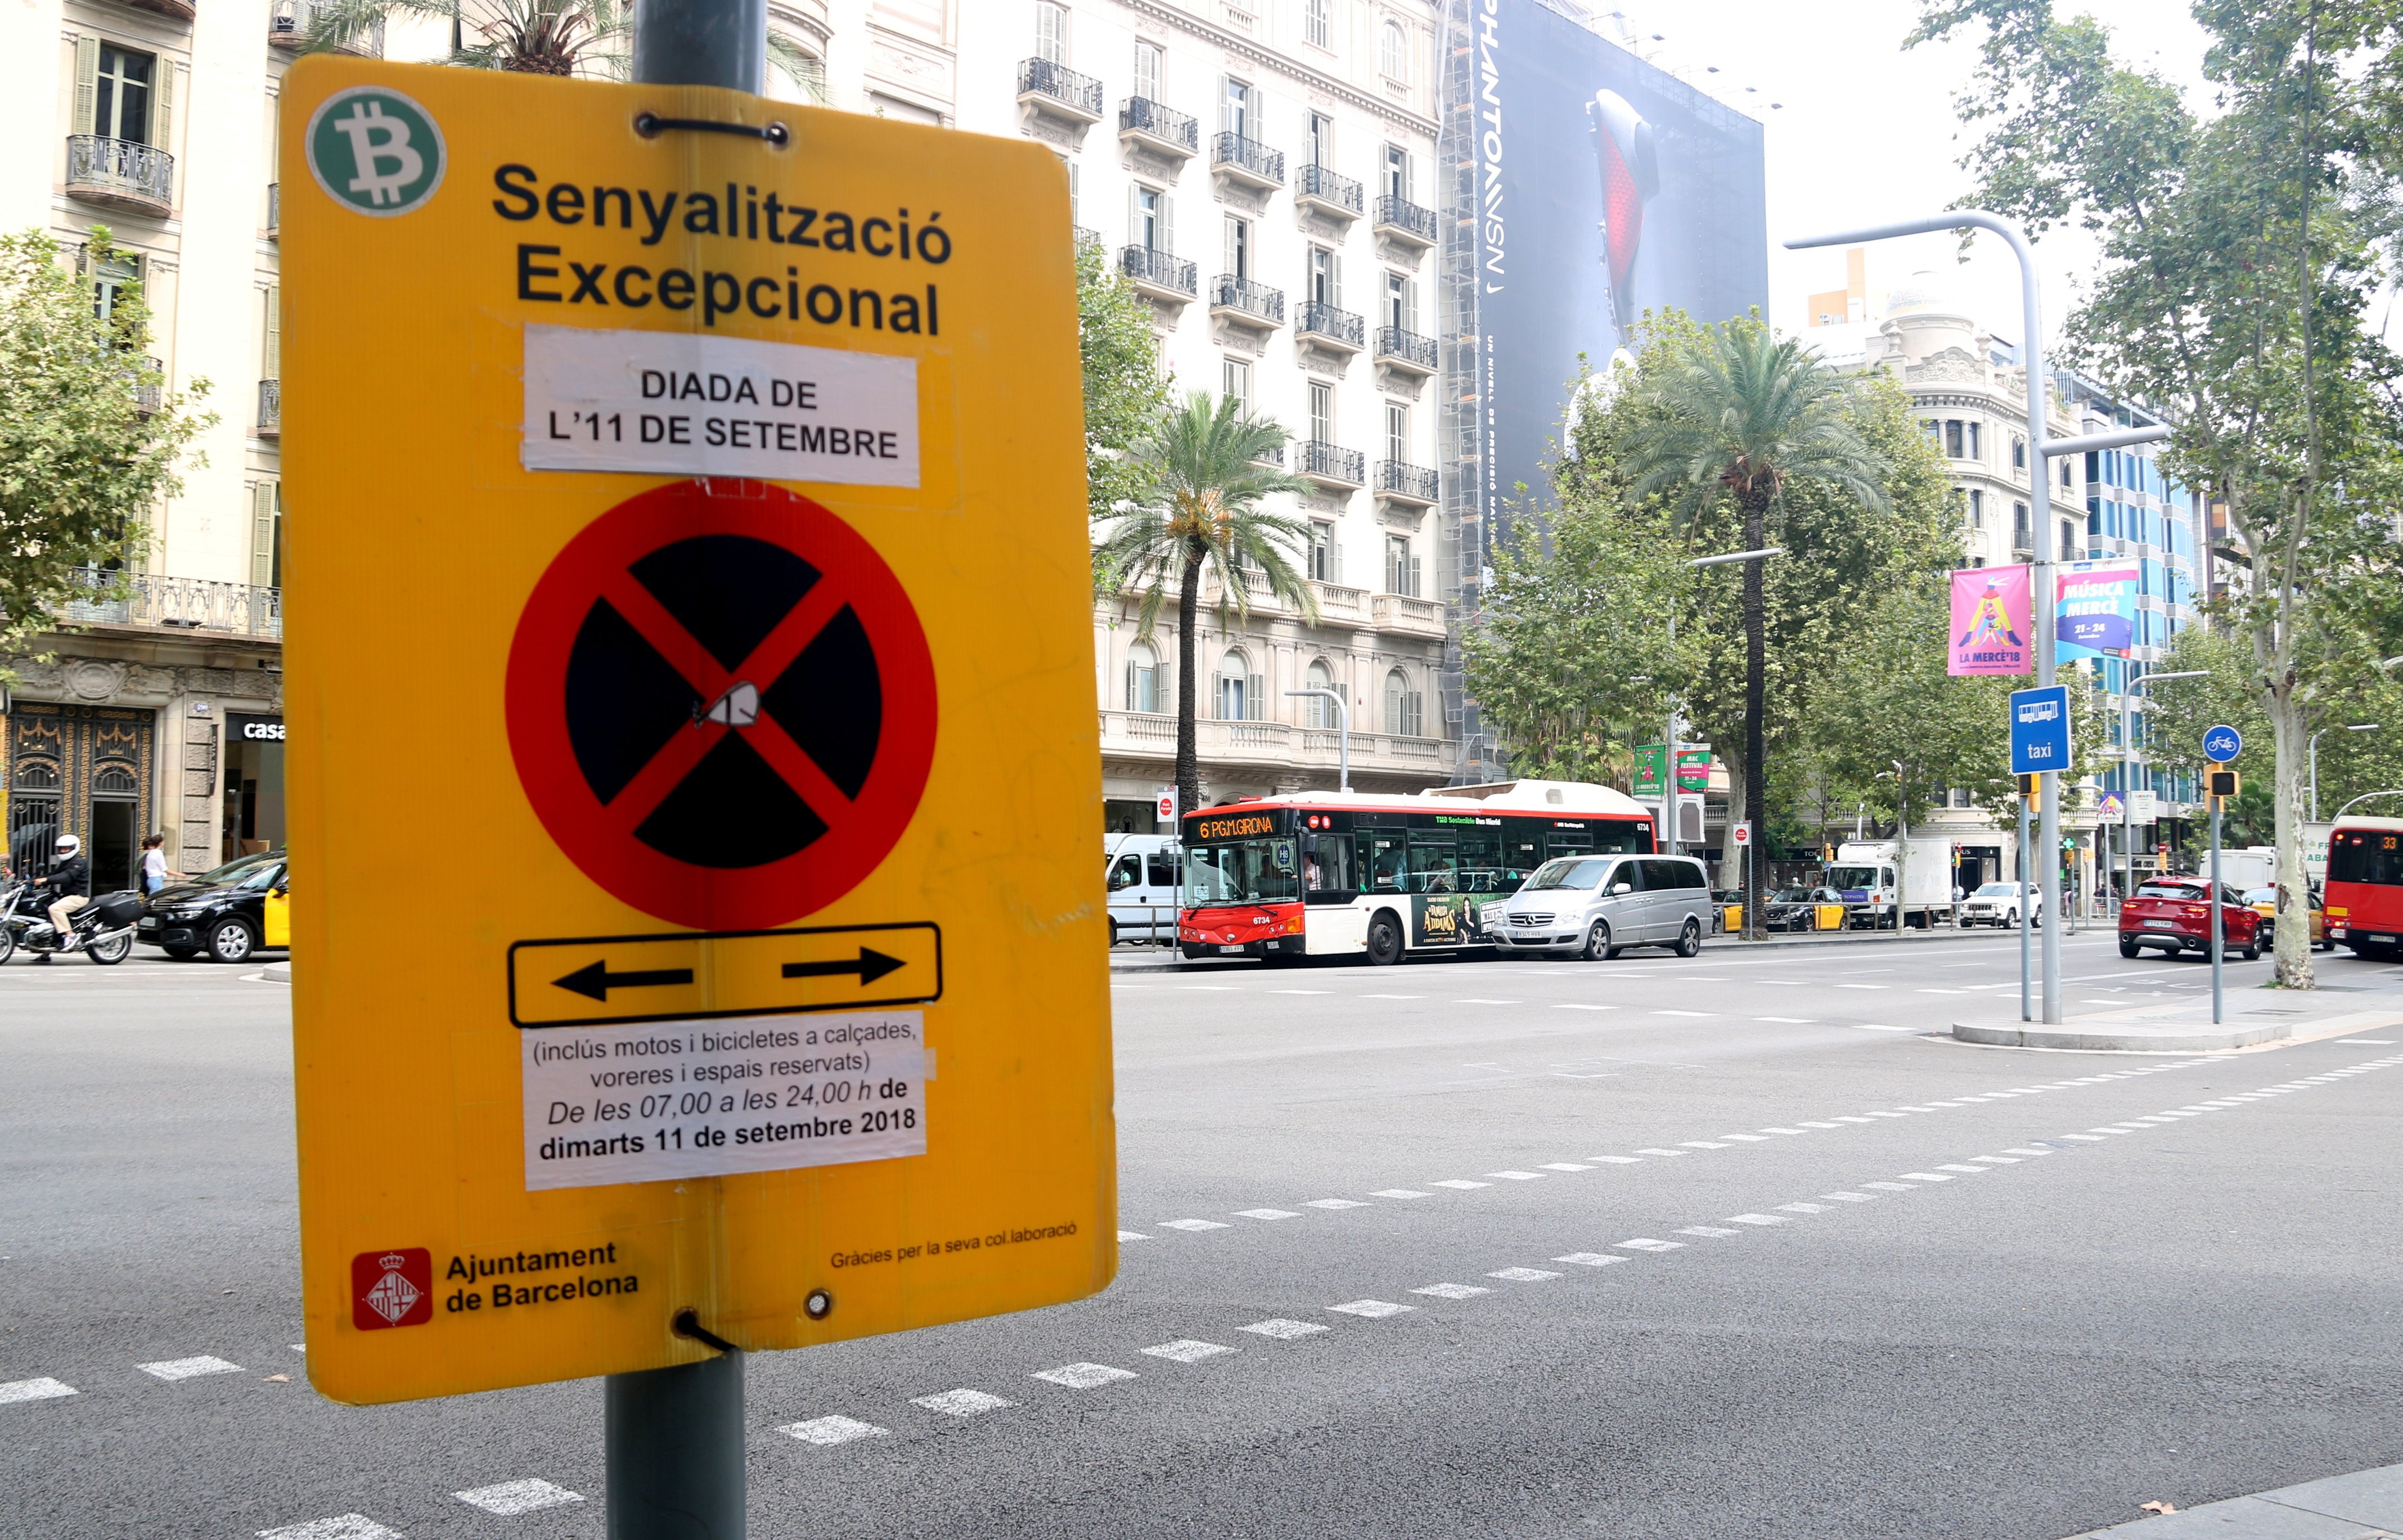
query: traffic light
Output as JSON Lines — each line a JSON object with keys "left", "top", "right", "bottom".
{"left": 2018, "top": 773, "right": 2040, "bottom": 804}
{"left": 2207, "top": 768, "right": 2240, "bottom": 805}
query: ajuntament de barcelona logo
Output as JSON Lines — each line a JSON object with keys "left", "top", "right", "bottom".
{"left": 306, "top": 85, "right": 447, "bottom": 217}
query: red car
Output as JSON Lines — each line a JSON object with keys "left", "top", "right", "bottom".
{"left": 2120, "top": 876, "right": 2261, "bottom": 960}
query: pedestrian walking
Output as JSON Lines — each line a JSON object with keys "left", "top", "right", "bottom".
{"left": 140, "top": 834, "right": 181, "bottom": 898}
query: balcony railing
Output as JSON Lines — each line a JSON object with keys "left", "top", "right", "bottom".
{"left": 1373, "top": 193, "right": 1439, "bottom": 246}
{"left": 1297, "top": 300, "right": 1364, "bottom": 352}
{"left": 1120, "top": 244, "right": 1196, "bottom": 299}
{"left": 1212, "top": 132, "right": 1284, "bottom": 187}
{"left": 64, "top": 136, "right": 174, "bottom": 215}
{"left": 1298, "top": 440, "right": 1365, "bottom": 488}
{"left": 1016, "top": 57, "right": 1104, "bottom": 121}
{"left": 56, "top": 571, "right": 282, "bottom": 640}
{"left": 257, "top": 379, "right": 281, "bottom": 436}
{"left": 1118, "top": 97, "right": 1198, "bottom": 155}
{"left": 136, "top": 357, "right": 164, "bottom": 416}
{"left": 1297, "top": 163, "right": 1364, "bottom": 217}
{"left": 1375, "top": 460, "right": 1439, "bottom": 505}
{"left": 1250, "top": 442, "right": 1285, "bottom": 467}
{"left": 1372, "top": 593, "right": 1446, "bottom": 637}
{"left": 1209, "top": 274, "right": 1284, "bottom": 326}
{"left": 1374, "top": 325, "right": 1437, "bottom": 373}
{"left": 269, "top": 0, "right": 382, "bottom": 53}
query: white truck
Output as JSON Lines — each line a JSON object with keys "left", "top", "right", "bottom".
{"left": 1826, "top": 838, "right": 1957, "bottom": 929}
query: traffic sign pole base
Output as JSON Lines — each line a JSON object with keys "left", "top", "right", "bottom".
{"left": 606, "top": 1347, "right": 745, "bottom": 1539}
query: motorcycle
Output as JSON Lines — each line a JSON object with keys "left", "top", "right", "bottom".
{"left": 0, "top": 882, "right": 142, "bottom": 965}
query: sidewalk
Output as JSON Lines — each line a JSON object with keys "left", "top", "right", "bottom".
{"left": 1955, "top": 990, "right": 2403, "bottom": 1053}
{"left": 2064, "top": 1459, "right": 2403, "bottom": 1537}
{"left": 1108, "top": 925, "right": 2051, "bottom": 972}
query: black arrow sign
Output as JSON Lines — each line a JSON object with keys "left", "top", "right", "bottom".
{"left": 554, "top": 960, "right": 696, "bottom": 1002}
{"left": 781, "top": 947, "right": 906, "bottom": 987}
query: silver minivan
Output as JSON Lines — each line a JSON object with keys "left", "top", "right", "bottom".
{"left": 1491, "top": 853, "right": 1712, "bottom": 960}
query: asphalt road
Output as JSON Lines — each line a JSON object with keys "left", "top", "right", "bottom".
{"left": 6, "top": 936, "right": 2402, "bottom": 1539}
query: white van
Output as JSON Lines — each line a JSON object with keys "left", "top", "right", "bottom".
{"left": 1104, "top": 834, "right": 1181, "bottom": 945}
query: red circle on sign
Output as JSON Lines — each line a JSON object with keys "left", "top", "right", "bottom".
{"left": 505, "top": 480, "right": 937, "bottom": 931}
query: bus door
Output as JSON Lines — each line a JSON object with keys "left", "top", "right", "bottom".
{"left": 1408, "top": 833, "right": 1464, "bottom": 945}
{"left": 1364, "top": 831, "right": 1410, "bottom": 900}
{"left": 1456, "top": 828, "right": 1506, "bottom": 939}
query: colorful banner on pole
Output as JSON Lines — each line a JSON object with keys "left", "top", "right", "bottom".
{"left": 2054, "top": 559, "right": 2140, "bottom": 663}
{"left": 1948, "top": 565, "right": 2033, "bottom": 676}
{"left": 1633, "top": 744, "right": 1666, "bottom": 797}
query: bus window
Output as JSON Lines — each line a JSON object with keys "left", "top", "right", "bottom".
{"left": 1408, "top": 837, "right": 1460, "bottom": 893}
{"left": 1503, "top": 832, "right": 1543, "bottom": 890}
{"left": 1183, "top": 840, "right": 1299, "bottom": 906}
{"left": 1366, "top": 834, "right": 1409, "bottom": 892}
{"left": 1545, "top": 831, "right": 1592, "bottom": 862}
{"left": 2330, "top": 830, "right": 2403, "bottom": 885}
{"left": 1456, "top": 830, "right": 1504, "bottom": 893}
{"left": 1591, "top": 820, "right": 1649, "bottom": 853}
{"left": 1304, "top": 834, "right": 1356, "bottom": 894}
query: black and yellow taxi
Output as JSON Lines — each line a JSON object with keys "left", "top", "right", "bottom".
{"left": 138, "top": 849, "right": 290, "bottom": 963}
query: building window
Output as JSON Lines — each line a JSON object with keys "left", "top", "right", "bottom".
{"left": 1034, "top": 1, "right": 1068, "bottom": 64}
{"left": 1133, "top": 39, "right": 1163, "bottom": 100}
{"left": 249, "top": 480, "right": 283, "bottom": 590}
{"left": 1308, "top": 380, "right": 1334, "bottom": 443}
{"left": 1308, "top": 521, "right": 1337, "bottom": 583}
{"left": 2060, "top": 519, "right": 2077, "bottom": 561}
{"left": 89, "top": 249, "right": 140, "bottom": 320}
{"left": 1967, "top": 488, "right": 1984, "bottom": 529}
{"left": 1384, "top": 534, "right": 1420, "bottom": 597}
{"left": 1307, "top": 111, "right": 1333, "bottom": 167}
{"left": 1303, "top": 658, "right": 1340, "bottom": 725}
{"left": 1132, "top": 184, "right": 1171, "bottom": 250}
{"left": 1384, "top": 271, "right": 1415, "bottom": 332}
{"left": 1385, "top": 401, "right": 1408, "bottom": 462}
{"left": 2014, "top": 501, "right": 2031, "bottom": 550}
{"left": 1126, "top": 641, "right": 1160, "bottom": 713}
{"left": 1381, "top": 20, "right": 1408, "bottom": 81}
{"left": 1385, "top": 668, "right": 1424, "bottom": 736}
{"left": 1968, "top": 422, "right": 1981, "bottom": 460}
{"left": 1305, "top": 0, "right": 1331, "bottom": 50}
{"left": 1222, "top": 77, "right": 1254, "bottom": 138}
{"left": 91, "top": 44, "right": 158, "bottom": 145}
{"left": 1216, "top": 649, "right": 1259, "bottom": 721}
{"left": 2012, "top": 435, "right": 2026, "bottom": 470}
{"left": 1224, "top": 214, "right": 1249, "bottom": 280}
{"left": 1945, "top": 420, "right": 1964, "bottom": 458}
{"left": 1222, "top": 357, "right": 1252, "bottom": 413}
{"left": 1383, "top": 143, "right": 1411, "bottom": 202}
{"left": 1308, "top": 245, "right": 1340, "bottom": 306}
{"left": 2062, "top": 457, "right": 2074, "bottom": 488}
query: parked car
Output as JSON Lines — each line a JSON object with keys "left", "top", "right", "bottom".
{"left": 137, "top": 850, "right": 289, "bottom": 963}
{"left": 1103, "top": 835, "right": 1180, "bottom": 946}
{"left": 1495, "top": 854, "right": 1712, "bottom": 960}
{"left": 1960, "top": 880, "right": 2042, "bottom": 929}
{"left": 2239, "top": 886, "right": 2330, "bottom": 951}
{"left": 2119, "top": 876, "right": 2258, "bottom": 960}
{"left": 1762, "top": 885, "right": 1841, "bottom": 933}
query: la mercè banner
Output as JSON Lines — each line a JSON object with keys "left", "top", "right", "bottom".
{"left": 2055, "top": 559, "right": 2140, "bottom": 663}
{"left": 1950, "top": 565, "right": 2032, "bottom": 676}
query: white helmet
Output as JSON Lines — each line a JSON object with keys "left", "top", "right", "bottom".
{"left": 54, "top": 834, "right": 80, "bottom": 857}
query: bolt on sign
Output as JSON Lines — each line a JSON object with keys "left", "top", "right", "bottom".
{"left": 280, "top": 59, "right": 1110, "bottom": 1404}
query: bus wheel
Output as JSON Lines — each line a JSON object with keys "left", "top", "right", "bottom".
{"left": 1366, "top": 912, "right": 1405, "bottom": 966}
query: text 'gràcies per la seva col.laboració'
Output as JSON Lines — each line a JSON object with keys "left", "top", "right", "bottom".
{"left": 492, "top": 165, "right": 957, "bottom": 335}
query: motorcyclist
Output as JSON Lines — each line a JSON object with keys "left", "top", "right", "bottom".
{"left": 39, "top": 835, "right": 91, "bottom": 957}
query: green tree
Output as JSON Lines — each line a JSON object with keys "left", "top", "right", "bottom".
{"left": 1912, "top": 0, "right": 2403, "bottom": 985}
{"left": 1, "top": 227, "right": 212, "bottom": 670}
{"left": 1077, "top": 235, "right": 1170, "bottom": 527}
{"left": 1091, "top": 393, "right": 1316, "bottom": 817}
{"left": 1615, "top": 318, "right": 1895, "bottom": 934}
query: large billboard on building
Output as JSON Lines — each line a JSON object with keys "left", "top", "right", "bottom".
{"left": 1455, "top": 0, "right": 1768, "bottom": 533}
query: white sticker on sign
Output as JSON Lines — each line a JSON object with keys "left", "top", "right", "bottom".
{"left": 520, "top": 323, "right": 919, "bottom": 487}
{"left": 521, "top": 1011, "right": 926, "bottom": 1191}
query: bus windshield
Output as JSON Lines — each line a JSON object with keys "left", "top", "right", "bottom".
{"left": 1184, "top": 840, "right": 1300, "bottom": 907}
{"left": 2329, "top": 828, "right": 2403, "bottom": 885}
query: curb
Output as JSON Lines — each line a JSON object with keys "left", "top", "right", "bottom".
{"left": 1952, "top": 1020, "right": 2289, "bottom": 1053}
{"left": 262, "top": 962, "right": 292, "bottom": 984}
{"left": 1106, "top": 927, "right": 2060, "bottom": 972}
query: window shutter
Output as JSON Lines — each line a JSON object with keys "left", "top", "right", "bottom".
{"left": 1330, "top": 530, "right": 1342, "bottom": 585}
{"left": 73, "top": 36, "right": 101, "bottom": 136}
{"left": 151, "top": 54, "right": 173, "bottom": 152}
{"left": 1223, "top": 216, "right": 1236, "bottom": 278}
{"left": 1408, "top": 554, "right": 1423, "bottom": 597}
{"left": 1248, "top": 673, "right": 1265, "bottom": 721}
{"left": 1329, "top": 251, "right": 1342, "bottom": 309}
{"left": 263, "top": 284, "right": 281, "bottom": 379}
{"left": 250, "top": 483, "right": 278, "bottom": 589}
{"left": 1127, "top": 183, "right": 1140, "bottom": 245}
{"left": 1402, "top": 277, "right": 1418, "bottom": 331}
{"left": 1160, "top": 192, "right": 1173, "bottom": 255}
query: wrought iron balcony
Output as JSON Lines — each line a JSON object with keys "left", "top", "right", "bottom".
{"left": 1375, "top": 460, "right": 1439, "bottom": 506}
{"left": 136, "top": 358, "right": 164, "bottom": 416}
{"left": 1211, "top": 132, "right": 1284, "bottom": 188}
{"left": 1297, "top": 163, "right": 1364, "bottom": 218}
{"left": 57, "top": 571, "right": 282, "bottom": 640}
{"left": 1249, "top": 442, "right": 1285, "bottom": 467}
{"left": 64, "top": 136, "right": 173, "bottom": 217}
{"left": 1374, "top": 325, "right": 1437, "bottom": 375}
{"left": 269, "top": 0, "right": 382, "bottom": 52}
{"left": 1209, "top": 274, "right": 1284, "bottom": 327}
{"left": 1016, "top": 57, "right": 1103, "bottom": 123}
{"left": 1373, "top": 193, "right": 1438, "bottom": 247}
{"left": 1298, "top": 440, "right": 1365, "bottom": 489}
{"left": 257, "top": 379, "right": 281, "bottom": 436}
{"left": 1118, "top": 97, "right": 1198, "bottom": 156}
{"left": 1119, "top": 244, "right": 1196, "bottom": 301}
{"left": 1297, "top": 300, "right": 1364, "bottom": 352}
{"left": 1073, "top": 225, "right": 1100, "bottom": 249}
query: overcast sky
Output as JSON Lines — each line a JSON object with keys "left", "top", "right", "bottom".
{"left": 1612, "top": 0, "right": 2216, "bottom": 355}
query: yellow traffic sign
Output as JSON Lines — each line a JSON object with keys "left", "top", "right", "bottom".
{"left": 281, "top": 57, "right": 1111, "bottom": 1406}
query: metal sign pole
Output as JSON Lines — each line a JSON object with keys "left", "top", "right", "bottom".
{"left": 2210, "top": 795, "right": 2224, "bottom": 1025}
{"left": 606, "top": 10, "right": 766, "bottom": 1538}
{"left": 2018, "top": 791, "right": 2032, "bottom": 1023}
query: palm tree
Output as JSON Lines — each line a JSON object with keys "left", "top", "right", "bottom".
{"left": 298, "top": 0, "right": 822, "bottom": 88}
{"left": 1620, "top": 319, "right": 1888, "bottom": 936}
{"left": 1093, "top": 391, "right": 1320, "bottom": 820}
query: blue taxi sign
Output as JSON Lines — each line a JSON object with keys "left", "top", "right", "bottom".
{"left": 2009, "top": 685, "right": 2072, "bottom": 774}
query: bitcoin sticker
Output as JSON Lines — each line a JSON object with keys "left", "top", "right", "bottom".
{"left": 305, "top": 85, "right": 446, "bottom": 218}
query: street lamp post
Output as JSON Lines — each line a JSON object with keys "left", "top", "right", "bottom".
{"left": 1685, "top": 547, "right": 1784, "bottom": 935}
{"left": 1286, "top": 688, "right": 1351, "bottom": 792}
{"left": 2310, "top": 724, "right": 2381, "bottom": 823}
{"left": 1787, "top": 214, "right": 2169, "bottom": 1023}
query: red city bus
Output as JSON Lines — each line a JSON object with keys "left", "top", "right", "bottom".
{"left": 2325, "top": 816, "right": 2403, "bottom": 960}
{"left": 1178, "top": 780, "right": 1659, "bottom": 965}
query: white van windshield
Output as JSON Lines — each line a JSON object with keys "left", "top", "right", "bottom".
{"left": 1826, "top": 866, "right": 1882, "bottom": 890}
{"left": 1523, "top": 857, "right": 1613, "bottom": 891}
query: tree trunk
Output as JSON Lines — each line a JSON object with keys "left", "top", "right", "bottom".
{"left": 1175, "top": 548, "right": 1204, "bottom": 822}
{"left": 2267, "top": 681, "right": 2316, "bottom": 988}
{"left": 1742, "top": 494, "right": 1768, "bottom": 940}
{"left": 1718, "top": 741, "right": 1748, "bottom": 893}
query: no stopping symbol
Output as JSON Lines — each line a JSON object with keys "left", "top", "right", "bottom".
{"left": 506, "top": 480, "right": 936, "bottom": 930}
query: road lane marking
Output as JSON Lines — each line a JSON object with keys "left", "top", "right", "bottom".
{"left": 914, "top": 1389, "right": 1013, "bottom": 1415}
{"left": 138, "top": 1356, "right": 241, "bottom": 1381}
{"left": 1034, "top": 1363, "right": 1138, "bottom": 1389}
{"left": 1614, "top": 1239, "right": 1684, "bottom": 1252}
{"left": 1677, "top": 1226, "right": 1742, "bottom": 1237}
{"left": 1488, "top": 1267, "right": 1563, "bottom": 1282}
{"left": 1371, "top": 1188, "right": 1433, "bottom": 1199}
{"left": 1142, "top": 1340, "right": 1236, "bottom": 1363}
{"left": 1412, "top": 1284, "right": 1489, "bottom": 1299}
{"left": 1240, "top": 1320, "right": 1328, "bottom": 1339}
{"left": 0, "top": 1378, "right": 76, "bottom": 1404}
{"left": 1304, "top": 1198, "right": 1370, "bottom": 1209}
{"left": 453, "top": 1479, "right": 585, "bottom": 1515}
{"left": 1328, "top": 1300, "right": 1414, "bottom": 1318}
{"left": 1234, "top": 1209, "right": 1300, "bottom": 1221}
{"left": 1488, "top": 1170, "right": 1545, "bottom": 1181}
{"left": 256, "top": 1516, "right": 402, "bottom": 1540}
{"left": 780, "top": 1416, "right": 888, "bottom": 1446}
{"left": 1431, "top": 1179, "right": 1491, "bottom": 1190}
{"left": 1553, "top": 1252, "right": 1626, "bottom": 1266}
